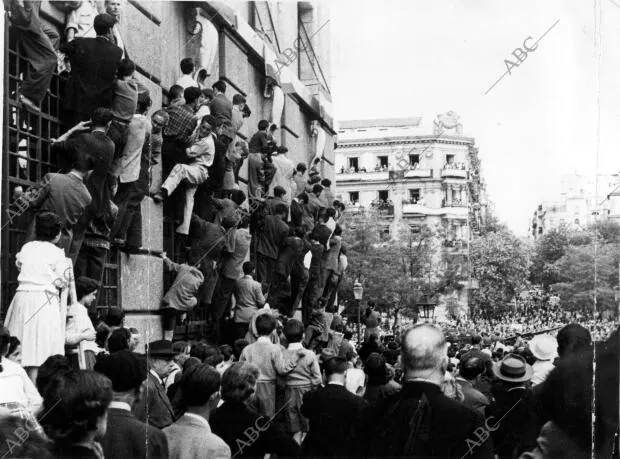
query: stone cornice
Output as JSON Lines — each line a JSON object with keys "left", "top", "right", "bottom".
{"left": 338, "top": 136, "right": 475, "bottom": 149}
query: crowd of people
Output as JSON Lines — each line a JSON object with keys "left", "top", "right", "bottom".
{"left": 450, "top": 305, "right": 620, "bottom": 343}
{"left": 6, "top": 0, "right": 351, "bottom": 377}
{"left": 1, "top": 314, "right": 617, "bottom": 458}
{"left": 4, "top": 2, "right": 619, "bottom": 458}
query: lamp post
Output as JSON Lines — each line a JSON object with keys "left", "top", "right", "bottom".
{"left": 418, "top": 296, "right": 436, "bottom": 321}
{"left": 353, "top": 281, "right": 364, "bottom": 342}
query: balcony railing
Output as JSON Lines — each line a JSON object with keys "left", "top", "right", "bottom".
{"left": 441, "top": 164, "right": 468, "bottom": 179}
{"left": 404, "top": 168, "right": 433, "bottom": 178}
{"left": 402, "top": 202, "right": 430, "bottom": 214}
{"left": 344, "top": 203, "right": 365, "bottom": 215}
{"left": 443, "top": 239, "right": 467, "bottom": 249}
{"left": 442, "top": 199, "right": 469, "bottom": 208}
{"left": 336, "top": 170, "right": 389, "bottom": 181}
{"left": 370, "top": 200, "right": 394, "bottom": 216}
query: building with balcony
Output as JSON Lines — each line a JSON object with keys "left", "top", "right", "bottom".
{"left": 335, "top": 114, "right": 485, "bottom": 242}
{"left": 530, "top": 173, "right": 620, "bottom": 238}
{"left": 2, "top": 1, "right": 334, "bottom": 345}
{"left": 335, "top": 114, "right": 487, "bottom": 316}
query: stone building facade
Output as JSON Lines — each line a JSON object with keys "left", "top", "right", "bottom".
{"left": 334, "top": 115, "right": 487, "bottom": 315}
{"left": 1, "top": 0, "right": 334, "bottom": 346}
{"left": 530, "top": 173, "right": 620, "bottom": 239}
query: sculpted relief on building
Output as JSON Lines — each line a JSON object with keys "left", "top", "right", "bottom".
{"left": 433, "top": 111, "right": 463, "bottom": 136}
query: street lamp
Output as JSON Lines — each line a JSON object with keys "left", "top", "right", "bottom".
{"left": 353, "top": 281, "right": 364, "bottom": 341}
{"left": 417, "top": 296, "right": 436, "bottom": 320}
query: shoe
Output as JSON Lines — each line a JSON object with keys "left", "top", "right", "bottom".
{"left": 19, "top": 94, "right": 40, "bottom": 112}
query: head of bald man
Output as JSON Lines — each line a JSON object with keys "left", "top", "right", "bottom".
{"left": 401, "top": 324, "right": 449, "bottom": 383}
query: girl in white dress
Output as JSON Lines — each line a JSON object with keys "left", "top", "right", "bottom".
{"left": 5, "top": 212, "right": 76, "bottom": 382}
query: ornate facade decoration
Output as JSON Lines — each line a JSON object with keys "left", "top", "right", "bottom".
{"left": 433, "top": 111, "right": 463, "bottom": 136}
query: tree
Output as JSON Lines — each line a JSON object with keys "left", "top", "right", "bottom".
{"left": 339, "top": 213, "right": 442, "bottom": 317}
{"left": 528, "top": 220, "right": 620, "bottom": 315}
{"left": 469, "top": 227, "right": 531, "bottom": 314}
{"left": 529, "top": 228, "right": 569, "bottom": 288}
{"left": 550, "top": 234, "right": 620, "bottom": 314}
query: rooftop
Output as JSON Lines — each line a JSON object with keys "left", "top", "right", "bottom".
{"left": 338, "top": 117, "right": 422, "bottom": 130}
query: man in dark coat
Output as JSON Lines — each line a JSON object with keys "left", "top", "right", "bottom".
{"left": 133, "top": 340, "right": 176, "bottom": 429}
{"left": 61, "top": 13, "right": 123, "bottom": 123}
{"left": 302, "top": 356, "right": 365, "bottom": 457}
{"left": 95, "top": 350, "right": 169, "bottom": 459}
{"left": 363, "top": 324, "right": 494, "bottom": 458}
{"left": 51, "top": 109, "right": 116, "bottom": 267}
{"left": 9, "top": 0, "right": 58, "bottom": 111}
{"left": 255, "top": 203, "right": 289, "bottom": 294}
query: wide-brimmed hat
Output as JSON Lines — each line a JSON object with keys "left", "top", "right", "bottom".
{"left": 529, "top": 334, "right": 558, "bottom": 361}
{"left": 492, "top": 354, "right": 533, "bottom": 383}
{"left": 146, "top": 340, "right": 175, "bottom": 358}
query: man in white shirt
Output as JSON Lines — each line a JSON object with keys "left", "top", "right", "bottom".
{"left": 105, "top": 0, "right": 128, "bottom": 58}
{"left": 153, "top": 115, "right": 216, "bottom": 236}
{"left": 175, "top": 57, "right": 199, "bottom": 90}
{"left": 163, "top": 364, "right": 231, "bottom": 459}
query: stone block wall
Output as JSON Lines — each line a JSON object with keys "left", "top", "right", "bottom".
{"left": 33, "top": 1, "right": 334, "bottom": 338}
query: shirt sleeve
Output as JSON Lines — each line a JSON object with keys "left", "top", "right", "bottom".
{"left": 20, "top": 366, "right": 42, "bottom": 414}
{"left": 254, "top": 283, "right": 266, "bottom": 307}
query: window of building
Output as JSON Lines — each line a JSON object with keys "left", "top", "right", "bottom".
{"left": 349, "top": 191, "right": 359, "bottom": 203}
{"left": 538, "top": 227, "right": 543, "bottom": 234}
{"left": 378, "top": 190, "right": 389, "bottom": 202}
{"left": 348, "top": 157, "right": 359, "bottom": 170}
{"left": 410, "top": 225, "right": 421, "bottom": 234}
{"left": 446, "top": 154, "right": 455, "bottom": 164}
{"left": 574, "top": 218, "right": 580, "bottom": 225}
{"left": 379, "top": 226, "right": 390, "bottom": 240}
{"left": 377, "top": 155, "right": 388, "bottom": 168}
{"left": 409, "top": 154, "right": 420, "bottom": 166}
{"left": 409, "top": 189, "right": 420, "bottom": 203}
{"left": 2, "top": 31, "right": 123, "bottom": 320}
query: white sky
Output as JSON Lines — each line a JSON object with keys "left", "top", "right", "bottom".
{"left": 329, "top": 0, "right": 620, "bottom": 235}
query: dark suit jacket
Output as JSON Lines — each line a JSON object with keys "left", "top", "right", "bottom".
{"left": 211, "top": 400, "right": 300, "bottom": 458}
{"left": 363, "top": 380, "right": 494, "bottom": 458}
{"left": 256, "top": 214, "right": 289, "bottom": 259}
{"left": 133, "top": 372, "right": 176, "bottom": 429}
{"left": 210, "top": 94, "right": 233, "bottom": 122}
{"left": 25, "top": 172, "right": 92, "bottom": 255}
{"left": 457, "top": 377, "right": 490, "bottom": 415}
{"left": 61, "top": 36, "right": 123, "bottom": 117}
{"left": 301, "top": 383, "right": 366, "bottom": 458}
{"left": 101, "top": 407, "right": 169, "bottom": 459}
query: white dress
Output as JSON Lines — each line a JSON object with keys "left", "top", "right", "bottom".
{"left": 5, "top": 241, "right": 70, "bottom": 367}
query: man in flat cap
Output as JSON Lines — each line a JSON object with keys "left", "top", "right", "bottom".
{"left": 61, "top": 13, "right": 123, "bottom": 125}
{"left": 95, "top": 350, "right": 169, "bottom": 458}
{"left": 133, "top": 340, "right": 177, "bottom": 429}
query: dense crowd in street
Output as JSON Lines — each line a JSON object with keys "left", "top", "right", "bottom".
{"left": 1, "top": 1, "right": 619, "bottom": 458}
{"left": 448, "top": 306, "right": 620, "bottom": 343}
